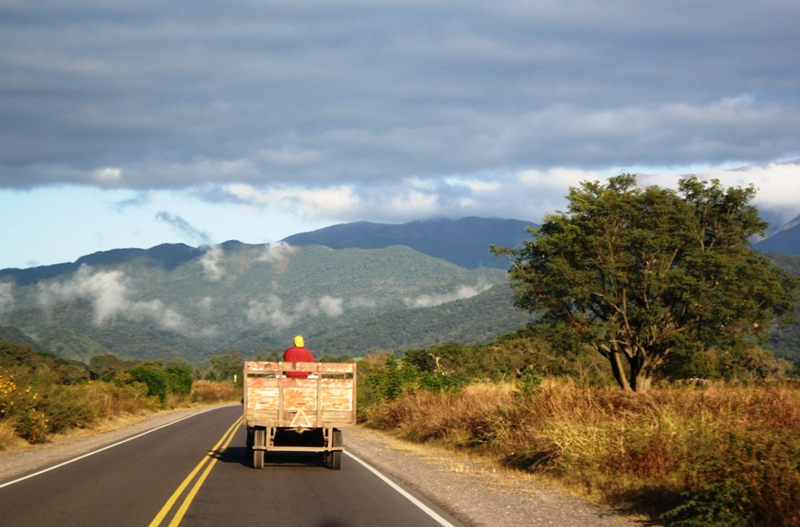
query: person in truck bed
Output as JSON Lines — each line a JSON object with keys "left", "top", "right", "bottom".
{"left": 283, "top": 335, "right": 314, "bottom": 378}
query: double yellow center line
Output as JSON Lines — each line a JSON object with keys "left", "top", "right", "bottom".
{"left": 148, "top": 416, "right": 243, "bottom": 527}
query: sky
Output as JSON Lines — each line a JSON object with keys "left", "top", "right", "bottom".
{"left": 2, "top": 0, "right": 800, "bottom": 270}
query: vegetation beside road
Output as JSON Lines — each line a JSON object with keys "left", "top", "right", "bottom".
{"left": 0, "top": 341, "right": 240, "bottom": 449}
{"left": 357, "top": 348, "right": 800, "bottom": 527}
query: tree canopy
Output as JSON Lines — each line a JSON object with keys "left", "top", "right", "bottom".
{"left": 493, "top": 175, "right": 798, "bottom": 392}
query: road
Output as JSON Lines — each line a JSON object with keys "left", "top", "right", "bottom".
{"left": 0, "top": 405, "right": 463, "bottom": 527}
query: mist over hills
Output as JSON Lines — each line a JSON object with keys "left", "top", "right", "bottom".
{"left": 0, "top": 218, "right": 534, "bottom": 362}
{"left": 3, "top": 214, "right": 800, "bottom": 366}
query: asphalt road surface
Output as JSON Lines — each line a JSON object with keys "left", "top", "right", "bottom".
{"left": 0, "top": 405, "right": 463, "bottom": 527}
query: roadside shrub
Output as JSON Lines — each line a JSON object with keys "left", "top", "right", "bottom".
{"left": 0, "top": 419, "right": 23, "bottom": 450}
{"left": 513, "top": 365, "right": 543, "bottom": 400}
{"left": 190, "top": 380, "right": 240, "bottom": 403}
{"left": 165, "top": 365, "right": 194, "bottom": 396}
{"left": 128, "top": 364, "right": 169, "bottom": 402}
{"left": 364, "top": 378, "right": 800, "bottom": 526}
{"left": 663, "top": 427, "right": 800, "bottom": 527}
{"left": 14, "top": 407, "right": 49, "bottom": 444}
{"left": 358, "top": 352, "right": 468, "bottom": 420}
{"left": 37, "top": 385, "right": 97, "bottom": 433}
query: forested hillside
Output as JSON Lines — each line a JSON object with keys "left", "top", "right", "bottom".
{"left": 0, "top": 242, "right": 522, "bottom": 362}
{"left": 283, "top": 216, "right": 535, "bottom": 269}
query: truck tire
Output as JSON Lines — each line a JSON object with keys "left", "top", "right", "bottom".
{"left": 253, "top": 429, "right": 265, "bottom": 469}
{"left": 246, "top": 426, "right": 254, "bottom": 459}
{"left": 330, "top": 429, "right": 342, "bottom": 470}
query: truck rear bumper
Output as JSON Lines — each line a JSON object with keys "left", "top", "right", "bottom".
{"left": 251, "top": 445, "right": 346, "bottom": 453}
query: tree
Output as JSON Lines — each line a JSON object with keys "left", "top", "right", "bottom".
{"left": 129, "top": 363, "right": 169, "bottom": 402}
{"left": 207, "top": 349, "right": 245, "bottom": 384}
{"left": 164, "top": 358, "right": 195, "bottom": 396}
{"left": 493, "top": 175, "right": 797, "bottom": 392}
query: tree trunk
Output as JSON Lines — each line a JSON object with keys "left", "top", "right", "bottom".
{"left": 629, "top": 354, "right": 651, "bottom": 393}
{"left": 609, "top": 351, "right": 631, "bottom": 391}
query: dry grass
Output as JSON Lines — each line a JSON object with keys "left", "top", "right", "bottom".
{"left": 190, "top": 380, "right": 241, "bottom": 403}
{"left": 367, "top": 379, "right": 800, "bottom": 526}
{"left": 0, "top": 376, "right": 240, "bottom": 448}
{"left": 0, "top": 420, "right": 27, "bottom": 451}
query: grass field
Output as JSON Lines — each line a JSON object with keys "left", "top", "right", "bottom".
{"left": 366, "top": 379, "right": 800, "bottom": 526}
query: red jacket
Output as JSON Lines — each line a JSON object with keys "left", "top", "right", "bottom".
{"left": 283, "top": 346, "right": 314, "bottom": 378}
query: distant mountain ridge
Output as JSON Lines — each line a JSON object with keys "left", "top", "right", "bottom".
{"left": 0, "top": 243, "right": 203, "bottom": 287}
{"left": 0, "top": 218, "right": 536, "bottom": 362}
{"left": 282, "top": 216, "right": 536, "bottom": 269}
{"left": 755, "top": 213, "right": 800, "bottom": 255}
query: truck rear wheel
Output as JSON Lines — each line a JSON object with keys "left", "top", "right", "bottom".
{"left": 253, "top": 429, "right": 265, "bottom": 469}
{"left": 330, "top": 429, "right": 342, "bottom": 470}
{"left": 246, "top": 426, "right": 254, "bottom": 459}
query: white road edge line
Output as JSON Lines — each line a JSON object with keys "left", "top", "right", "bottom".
{"left": 345, "top": 451, "right": 458, "bottom": 527}
{"left": 0, "top": 405, "right": 228, "bottom": 489}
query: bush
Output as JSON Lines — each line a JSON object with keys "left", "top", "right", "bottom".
{"left": 357, "top": 352, "right": 468, "bottom": 420}
{"left": 190, "top": 381, "right": 240, "bottom": 403}
{"left": 364, "top": 379, "right": 800, "bottom": 526}
{"left": 128, "top": 365, "right": 169, "bottom": 402}
{"left": 663, "top": 428, "right": 800, "bottom": 527}
{"left": 165, "top": 364, "right": 194, "bottom": 396}
{"left": 37, "top": 385, "right": 96, "bottom": 433}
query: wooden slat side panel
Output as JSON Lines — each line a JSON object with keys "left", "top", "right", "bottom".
{"left": 317, "top": 363, "right": 355, "bottom": 374}
{"left": 244, "top": 361, "right": 357, "bottom": 427}
{"left": 282, "top": 387, "right": 319, "bottom": 411}
{"left": 244, "top": 361, "right": 279, "bottom": 373}
{"left": 247, "top": 409, "right": 280, "bottom": 422}
{"left": 245, "top": 361, "right": 355, "bottom": 375}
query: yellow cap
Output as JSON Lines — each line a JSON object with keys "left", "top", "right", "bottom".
{"left": 294, "top": 335, "right": 304, "bottom": 347}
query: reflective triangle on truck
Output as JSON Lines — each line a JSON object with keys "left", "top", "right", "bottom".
{"left": 289, "top": 409, "right": 313, "bottom": 429}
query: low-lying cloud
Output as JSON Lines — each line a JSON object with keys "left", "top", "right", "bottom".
{"left": 258, "top": 241, "right": 296, "bottom": 263}
{"left": 246, "top": 296, "right": 295, "bottom": 329}
{"left": 38, "top": 266, "right": 188, "bottom": 332}
{"left": 405, "top": 283, "right": 494, "bottom": 309}
{"left": 246, "top": 294, "right": 355, "bottom": 328}
{"left": 200, "top": 245, "right": 224, "bottom": 282}
{"left": 318, "top": 296, "right": 344, "bottom": 317}
{"left": 0, "top": 282, "right": 14, "bottom": 315}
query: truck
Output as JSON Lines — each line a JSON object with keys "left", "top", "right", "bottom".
{"left": 243, "top": 361, "right": 357, "bottom": 470}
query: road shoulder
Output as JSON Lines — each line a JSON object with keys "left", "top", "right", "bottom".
{"left": 345, "top": 426, "right": 644, "bottom": 527}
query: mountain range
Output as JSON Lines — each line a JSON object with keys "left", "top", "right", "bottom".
{"left": 754, "top": 213, "right": 800, "bottom": 255}
{"left": 283, "top": 216, "right": 535, "bottom": 269}
{"left": 2, "top": 214, "right": 800, "bottom": 366}
{"left": 0, "top": 218, "right": 532, "bottom": 363}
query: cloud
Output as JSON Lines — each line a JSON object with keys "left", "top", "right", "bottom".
{"left": 405, "top": 283, "right": 494, "bottom": 309}
{"left": 1, "top": 2, "right": 799, "bottom": 194}
{"left": 258, "top": 241, "right": 296, "bottom": 263}
{"left": 246, "top": 294, "right": 349, "bottom": 327}
{"left": 112, "top": 191, "right": 152, "bottom": 211}
{"left": 0, "top": 282, "right": 14, "bottom": 314}
{"left": 200, "top": 244, "right": 224, "bottom": 282}
{"left": 246, "top": 297, "right": 295, "bottom": 329}
{"left": 198, "top": 296, "right": 213, "bottom": 311}
{"left": 318, "top": 296, "right": 344, "bottom": 318}
{"left": 3, "top": 1, "right": 800, "bottom": 268}
{"left": 628, "top": 160, "right": 800, "bottom": 231}
{"left": 37, "top": 265, "right": 188, "bottom": 331}
{"left": 348, "top": 296, "right": 376, "bottom": 309}
{"left": 223, "top": 184, "right": 361, "bottom": 217}
{"left": 155, "top": 212, "right": 212, "bottom": 245}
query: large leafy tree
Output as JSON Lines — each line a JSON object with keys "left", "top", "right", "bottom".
{"left": 207, "top": 349, "right": 245, "bottom": 384}
{"left": 493, "top": 175, "right": 797, "bottom": 392}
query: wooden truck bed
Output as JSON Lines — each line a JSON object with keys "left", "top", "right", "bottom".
{"left": 243, "top": 361, "right": 357, "bottom": 429}
{"left": 243, "top": 361, "right": 356, "bottom": 469}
